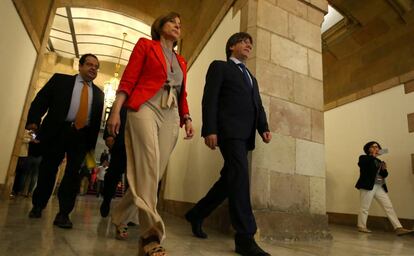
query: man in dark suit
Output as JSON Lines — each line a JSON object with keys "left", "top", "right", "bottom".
{"left": 185, "top": 32, "right": 272, "bottom": 256}
{"left": 100, "top": 106, "right": 127, "bottom": 217}
{"left": 26, "top": 54, "right": 104, "bottom": 229}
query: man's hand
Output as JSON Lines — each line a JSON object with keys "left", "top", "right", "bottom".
{"left": 204, "top": 134, "right": 218, "bottom": 150}
{"left": 26, "top": 123, "right": 38, "bottom": 132}
{"left": 261, "top": 131, "right": 272, "bottom": 143}
{"left": 184, "top": 120, "right": 194, "bottom": 140}
{"left": 105, "top": 136, "right": 115, "bottom": 149}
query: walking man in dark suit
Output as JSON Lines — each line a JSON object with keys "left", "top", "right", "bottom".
{"left": 100, "top": 106, "right": 127, "bottom": 217}
{"left": 26, "top": 54, "right": 104, "bottom": 229}
{"left": 185, "top": 32, "right": 272, "bottom": 256}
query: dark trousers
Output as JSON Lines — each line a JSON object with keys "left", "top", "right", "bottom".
{"left": 24, "top": 156, "right": 42, "bottom": 194}
{"left": 32, "top": 123, "right": 88, "bottom": 215}
{"left": 12, "top": 157, "right": 28, "bottom": 194}
{"left": 190, "top": 139, "right": 257, "bottom": 238}
{"left": 103, "top": 144, "right": 126, "bottom": 201}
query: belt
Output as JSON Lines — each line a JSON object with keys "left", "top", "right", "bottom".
{"left": 64, "top": 121, "right": 89, "bottom": 131}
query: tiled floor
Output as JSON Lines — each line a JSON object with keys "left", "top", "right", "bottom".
{"left": 1, "top": 196, "right": 414, "bottom": 255}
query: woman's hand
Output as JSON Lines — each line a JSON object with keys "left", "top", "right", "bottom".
{"left": 184, "top": 120, "right": 194, "bottom": 140}
{"left": 107, "top": 92, "right": 127, "bottom": 137}
{"left": 107, "top": 112, "right": 121, "bottom": 137}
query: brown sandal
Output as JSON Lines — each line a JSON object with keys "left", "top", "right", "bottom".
{"left": 140, "top": 236, "right": 166, "bottom": 256}
{"left": 115, "top": 224, "right": 128, "bottom": 240}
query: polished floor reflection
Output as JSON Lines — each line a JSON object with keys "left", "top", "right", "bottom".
{"left": 0, "top": 196, "right": 414, "bottom": 255}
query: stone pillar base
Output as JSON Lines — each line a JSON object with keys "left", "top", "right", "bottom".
{"left": 161, "top": 199, "right": 331, "bottom": 241}
{"left": 255, "top": 210, "right": 332, "bottom": 241}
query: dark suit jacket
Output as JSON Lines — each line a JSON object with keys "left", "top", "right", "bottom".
{"left": 355, "top": 155, "right": 389, "bottom": 192}
{"left": 201, "top": 60, "right": 269, "bottom": 150}
{"left": 26, "top": 73, "right": 104, "bottom": 150}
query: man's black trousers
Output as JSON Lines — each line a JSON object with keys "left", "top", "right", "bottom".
{"left": 32, "top": 123, "right": 88, "bottom": 215}
{"left": 190, "top": 139, "right": 257, "bottom": 238}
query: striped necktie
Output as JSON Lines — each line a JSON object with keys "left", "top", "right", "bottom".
{"left": 74, "top": 81, "right": 89, "bottom": 129}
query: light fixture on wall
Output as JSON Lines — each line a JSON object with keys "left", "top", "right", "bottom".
{"left": 103, "top": 32, "right": 127, "bottom": 107}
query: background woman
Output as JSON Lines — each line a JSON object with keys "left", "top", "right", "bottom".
{"left": 107, "top": 12, "right": 193, "bottom": 255}
{"left": 355, "top": 141, "right": 412, "bottom": 235}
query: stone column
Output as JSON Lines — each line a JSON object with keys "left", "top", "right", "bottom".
{"left": 240, "top": 0, "right": 330, "bottom": 240}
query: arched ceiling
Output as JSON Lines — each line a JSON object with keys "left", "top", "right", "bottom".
{"left": 12, "top": 0, "right": 235, "bottom": 66}
{"left": 55, "top": 0, "right": 235, "bottom": 64}
{"left": 48, "top": 7, "right": 151, "bottom": 65}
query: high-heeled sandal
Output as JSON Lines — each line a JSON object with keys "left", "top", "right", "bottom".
{"left": 139, "top": 236, "right": 166, "bottom": 256}
{"left": 115, "top": 224, "right": 128, "bottom": 240}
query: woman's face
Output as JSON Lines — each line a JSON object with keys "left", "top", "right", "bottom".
{"left": 161, "top": 16, "right": 181, "bottom": 42}
{"left": 368, "top": 143, "right": 380, "bottom": 156}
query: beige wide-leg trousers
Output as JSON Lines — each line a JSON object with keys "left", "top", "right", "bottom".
{"left": 111, "top": 103, "right": 179, "bottom": 241}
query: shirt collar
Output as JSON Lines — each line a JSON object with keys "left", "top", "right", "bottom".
{"left": 76, "top": 74, "right": 92, "bottom": 87}
{"left": 229, "top": 57, "right": 245, "bottom": 66}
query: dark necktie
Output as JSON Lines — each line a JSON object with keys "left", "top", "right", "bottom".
{"left": 74, "top": 81, "right": 89, "bottom": 129}
{"left": 237, "top": 63, "right": 253, "bottom": 88}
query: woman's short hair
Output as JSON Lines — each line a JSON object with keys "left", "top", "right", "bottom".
{"left": 363, "top": 141, "right": 382, "bottom": 155}
{"left": 151, "top": 12, "right": 181, "bottom": 46}
{"left": 225, "top": 32, "right": 253, "bottom": 59}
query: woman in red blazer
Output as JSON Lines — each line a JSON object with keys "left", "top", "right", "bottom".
{"left": 107, "top": 12, "right": 193, "bottom": 256}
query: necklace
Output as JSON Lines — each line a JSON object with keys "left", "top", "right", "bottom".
{"left": 162, "top": 45, "right": 174, "bottom": 73}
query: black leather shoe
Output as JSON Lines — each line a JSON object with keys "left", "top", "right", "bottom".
{"left": 28, "top": 207, "right": 42, "bottom": 218}
{"left": 185, "top": 211, "right": 208, "bottom": 239}
{"left": 53, "top": 213, "right": 73, "bottom": 229}
{"left": 235, "top": 238, "right": 270, "bottom": 256}
{"left": 100, "top": 199, "right": 110, "bottom": 217}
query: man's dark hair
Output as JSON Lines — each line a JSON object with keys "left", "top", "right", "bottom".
{"left": 151, "top": 12, "right": 181, "bottom": 47}
{"left": 225, "top": 32, "right": 253, "bottom": 59}
{"left": 79, "top": 53, "right": 99, "bottom": 65}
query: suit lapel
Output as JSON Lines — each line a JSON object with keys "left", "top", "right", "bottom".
{"left": 90, "top": 83, "right": 102, "bottom": 125}
{"left": 227, "top": 60, "right": 252, "bottom": 93}
{"left": 66, "top": 75, "right": 77, "bottom": 94}
{"left": 63, "top": 75, "right": 77, "bottom": 117}
{"left": 250, "top": 72, "right": 258, "bottom": 90}
{"left": 152, "top": 41, "right": 167, "bottom": 76}
{"left": 91, "top": 83, "right": 99, "bottom": 111}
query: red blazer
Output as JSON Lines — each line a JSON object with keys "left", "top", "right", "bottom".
{"left": 117, "top": 38, "right": 189, "bottom": 126}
